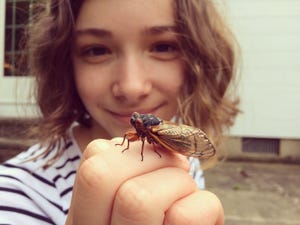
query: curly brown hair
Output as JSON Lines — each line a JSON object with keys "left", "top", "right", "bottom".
{"left": 174, "top": 0, "right": 240, "bottom": 140}
{"left": 25, "top": 0, "right": 240, "bottom": 164}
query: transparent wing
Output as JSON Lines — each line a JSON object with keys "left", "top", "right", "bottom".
{"left": 150, "top": 123, "right": 215, "bottom": 159}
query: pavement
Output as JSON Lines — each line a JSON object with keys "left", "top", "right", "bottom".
{"left": 205, "top": 161, "right": 300, "bottom": 225}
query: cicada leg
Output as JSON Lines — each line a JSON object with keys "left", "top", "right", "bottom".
{"left": 140, "top": 140, "right": 162, "bottom": 161}
{"left": 115, "top": 135, "right": 127, "bottom": 147}
{"left": 115, "top": 131, "right": 140, "bottom": 153}
{"left": 152, "top": 144, "right": 162, "bottom": 158}
{"left": 138, "top": 138, "right": 161, "bottom": 161}
{"left": 116, "top": 130, "right": 162, "bottom": 161}
{"left": 146, "top": 137, "right": 162, "bottom": 159}
{"left": 140, "top": 139, "right": 145, "bottom": 161}
{"left": 115, "top": 134, "right": 129, "bottom": 151}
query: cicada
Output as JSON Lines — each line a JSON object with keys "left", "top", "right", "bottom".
{"left": 117, "top": 112, "right": 216, "bottom": 161}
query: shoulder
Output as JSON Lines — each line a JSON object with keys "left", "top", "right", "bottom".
{"left": 0, "top": 137, "right": 82, "bottom": 192}
{"left": 0, "top": 133, "right": 82, "bottom": 224}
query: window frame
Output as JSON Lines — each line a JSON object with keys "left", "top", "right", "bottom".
{"left": 0, "top": 0, "right": 37, "bottom": 118}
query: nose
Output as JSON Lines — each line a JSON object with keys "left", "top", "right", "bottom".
{"left": 112, "top": 55, "right": 152, "bottom": 104}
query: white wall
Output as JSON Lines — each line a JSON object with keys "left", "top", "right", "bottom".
{"left": 227, "top": 0, "right": 300, "bottom": 139}
{"left": 1, "top": 0, "right": 300, "bottom": 138}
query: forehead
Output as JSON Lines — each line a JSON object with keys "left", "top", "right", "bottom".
{"left": 76, "top": 0, "right": 175, "bottom": 29}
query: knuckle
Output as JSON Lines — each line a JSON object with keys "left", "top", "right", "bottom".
{"left": 201, "top": 191, "right": 224, "bottom": 217}
{"left": 77, "top": 156, "right": 109, "bottom": 189}
{"left": 83, "top": 139, "right": 109, "bottom": 159}
{"left": 166, "top": 204, "right": 192, "bottom": 225}
{"left": 165, "top": 191, "right": 223, "bottom": 225}
{"left": 114, "top": 180, "right": 152, "bottom": 220}
{"left": 82, "top": 140, "right": 100, "bottom": 159}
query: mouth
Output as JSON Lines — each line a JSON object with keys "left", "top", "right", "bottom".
{"left": 107, "top": 104, "right": 164, "bottom": 124}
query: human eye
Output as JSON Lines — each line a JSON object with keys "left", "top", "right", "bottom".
{"left": 150, "top": 41, "right": 180, "bottom": 60}
{"left": 78, "top": 45, "right": 112, "bottom": 63}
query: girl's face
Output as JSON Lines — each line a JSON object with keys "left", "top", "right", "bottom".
{"left": 72, "top": 0, "right": 185, "bottom": 138}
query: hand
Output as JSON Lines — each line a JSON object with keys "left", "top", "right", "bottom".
{"left": 65, "top": 138, "right": 224, "bottom": 225}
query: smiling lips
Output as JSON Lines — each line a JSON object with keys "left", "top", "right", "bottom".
{"left": 108, "top": 105, "right": 163, "bottom": 125}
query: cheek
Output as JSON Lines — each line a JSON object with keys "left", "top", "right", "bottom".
{"left": 73, "top": 66, "right": 108, "bottom": 104}
{"left": 74, "top": 74, "right": 93, "bottom": 101}
{"left": 159, "top": 63, "right": 185, "bottom": 97}
{"left": 163, "top": 79, "right": 183, "bottom": 98}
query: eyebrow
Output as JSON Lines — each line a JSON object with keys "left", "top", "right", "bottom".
{"left": 74, "top": 25, "right": 178, "bottom": 38}
{"left": 143, "top": 25, "right": 178, "bottom": 35}
{"left": 74, "top": 28, "right": 112, "bottom": 38}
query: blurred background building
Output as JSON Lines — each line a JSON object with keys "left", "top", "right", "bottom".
{"left": 0, "top": 0, "right": 300, "bottom": 162}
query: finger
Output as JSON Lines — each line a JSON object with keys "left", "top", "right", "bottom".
{"left": 67, "top": 139, "right": 190, "bottom": 225}
{"left": 111, "top": 167, "right": 197, "bottom": 225}
{"left": 164, "top": 190, "right": 224, "bottom": 225}
{"left": 67, "top": 140, "right": 113, "bottom": 225}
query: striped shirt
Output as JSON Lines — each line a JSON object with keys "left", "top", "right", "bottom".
{"left": 0, "top": 129, "right": 204, "bottom": 225}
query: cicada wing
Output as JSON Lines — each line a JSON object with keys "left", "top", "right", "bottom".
{"left": 150, "top": 123, "right": 215, "bottom": 159}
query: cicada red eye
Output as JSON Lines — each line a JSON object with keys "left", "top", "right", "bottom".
{"left": 116, "top": 112, "right": 216, "bottom": 161}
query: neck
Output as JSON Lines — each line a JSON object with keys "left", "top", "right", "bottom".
{"left": 73, "top": 123, "right": 110, "bottom": 153}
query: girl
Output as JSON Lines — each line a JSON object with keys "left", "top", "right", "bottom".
{"left": 0, "top": 0, "right": 239, "bottom": 224}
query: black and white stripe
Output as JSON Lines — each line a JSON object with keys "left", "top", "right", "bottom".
{"left": 0, "top": 129, "right": 81, "bottom": 225}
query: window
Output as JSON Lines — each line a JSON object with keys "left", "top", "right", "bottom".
{"left": 4, "top": 0, "right": 36, "bottom": 76}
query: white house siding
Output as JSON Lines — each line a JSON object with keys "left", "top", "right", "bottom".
{"left": 1, "top": 0, "right": 300, "bottom": 138}
{"left": 227, "top": 0, "right": 300, "bottom": 139}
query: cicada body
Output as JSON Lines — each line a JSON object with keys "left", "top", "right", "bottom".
{"left": 117, "top": 112, "right": 216, "bottom": 161}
